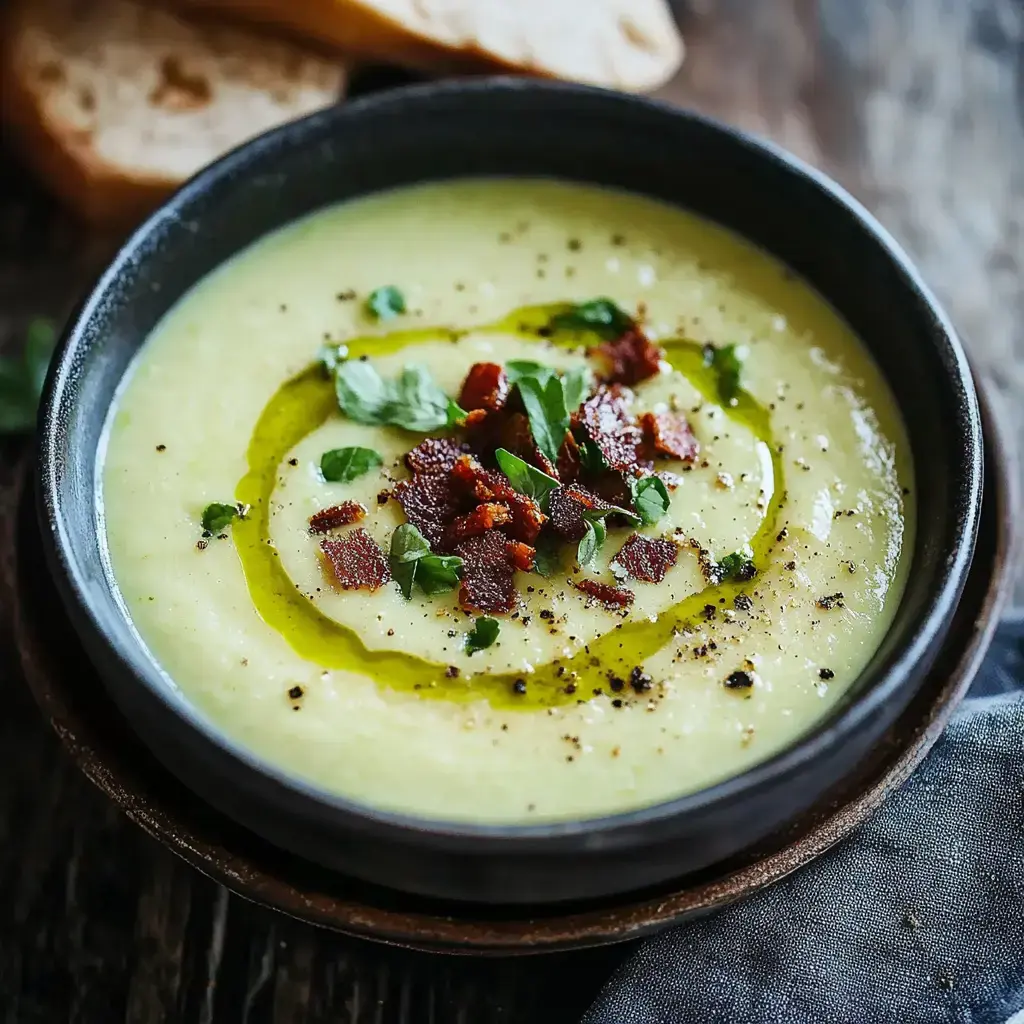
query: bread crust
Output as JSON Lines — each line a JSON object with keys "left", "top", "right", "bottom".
{"left": 178, "top": 0, "right": 684, "bottom": 93}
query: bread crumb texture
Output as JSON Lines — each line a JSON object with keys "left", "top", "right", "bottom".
{"left": 1, "top": 0, "right": 346, "bottom": 222}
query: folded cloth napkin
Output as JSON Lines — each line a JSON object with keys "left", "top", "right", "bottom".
{"left": 585, "top": 621, "right": 1024, "bottom": 1024}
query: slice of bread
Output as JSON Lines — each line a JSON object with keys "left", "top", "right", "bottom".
{"left": 1, "top": 0, "right": 347, "bottom": 226}
{"left": 177, "top": 0, "right": 684, "bottom": 93}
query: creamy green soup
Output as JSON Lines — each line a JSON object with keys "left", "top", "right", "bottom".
{"left": 101, "top": 179, "right": 913, "bottom": 823}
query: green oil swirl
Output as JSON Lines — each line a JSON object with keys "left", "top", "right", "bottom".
{"left": 232, "top": 305, "right": 783, "bottom": 708}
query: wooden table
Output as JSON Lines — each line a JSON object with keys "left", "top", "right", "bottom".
{"left": 1, "top": 1, "right": 1021, "bottom": 1019}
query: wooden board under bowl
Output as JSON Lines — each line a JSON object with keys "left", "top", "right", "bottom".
{"left": 13, "top": 390, "right": 1015, "bottom": 955}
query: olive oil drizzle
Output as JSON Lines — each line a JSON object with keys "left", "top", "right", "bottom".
{"left": 232, "top": 305, "right": 783, "bottom": 708}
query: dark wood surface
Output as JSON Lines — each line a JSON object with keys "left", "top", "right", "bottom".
{"left": 1, "top": 1, "right": 1022, "bottom": 1020}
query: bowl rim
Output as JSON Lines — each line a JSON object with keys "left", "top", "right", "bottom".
{"left": 37, "top": 76, "right": 984, "bottom": 844}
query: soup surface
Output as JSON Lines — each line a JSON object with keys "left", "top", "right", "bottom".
{"left": 102, "top": 179, "right": 913, "bottom": 822}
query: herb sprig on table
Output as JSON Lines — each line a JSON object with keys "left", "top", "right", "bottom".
{"left": 0, "top": 318, "right": 56, "bottom": 433}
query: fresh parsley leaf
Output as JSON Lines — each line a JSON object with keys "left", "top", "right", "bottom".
{"left": 517, "top": 375, "right": 569, "bottom": 466}
{"left": 389, "top": 523, "right": 431, "bottom": 599}
{"left": 0, "top": 317, "right": 56, "bottom": 433}
{"left": 465, "top": 616, "right": 499, "bottom": 654}
{"left": 630, "top": 476, "right": 671, "bottom": 525}
{"left": 531, "top": 538, "right": 563, "bottom": 578}
{"left": 334, "top": 361, "right": 456, "bottom": 433}
{"left": 494, "top": 448, "right": 559, "bottom": 507}
{"left": 549, "top": 298, "right": 633, "bottom": 340}
{"left": 505, "top": 360, "right": 556, "bottom": 388}
{"left": 584, "top": 503, "right": 642, "bottom": 529}
{"left": 382, "top": 364, "right": 451, "bottom": 432}
{"left": 24, "top": 319, "right": 56, "bottom": 397}
{"left": 389, "top": 523, "right": 463, "bottom": 598}
{"left": 320, "top": 446, "right": 383, "bottom": 483}
{"left": 365, "top": 285, "right": 406, "bottom": 321}
{"left": 577, "top": 512, "right": 607, "bottom": 569}
{"left": 334, "top": 360, "right": 391, "bottom": 423}
{"left": 578, "top": 438, "right": 607, "bottom": 474}
{"left": 704, "top": 343, "right": 747, "bottom": 406}
{"left": 416, "top": 554, "right": 463, "bottom": 596}
{"left": 446, "top": 397, "right": 467, "bottom": 427}
{"left": 318, "top": 343, "right": 347, "bottom": 374}
{"left": 561, "top": 365, "right": 592, "bottom": 413}
{"left": 201, "top": 502, "right": 247, "bottom": 534}
{"left": 718, "top": 547, "right": 757, "bottom": 582}
{"left": 505, "top": 363, "right": 589, "bottom": 464}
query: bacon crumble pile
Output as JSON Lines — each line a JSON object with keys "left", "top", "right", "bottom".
{"left": 314, "top": 322, "right": 698, "bottom": 611}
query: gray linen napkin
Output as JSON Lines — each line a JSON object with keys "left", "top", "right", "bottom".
{"left": 585, "top": 623, "right": 1024, "bottom": 1024}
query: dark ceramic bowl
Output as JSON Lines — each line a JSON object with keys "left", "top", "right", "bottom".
{"left": 37, "top": 79, "right": 983, "bottom": 905}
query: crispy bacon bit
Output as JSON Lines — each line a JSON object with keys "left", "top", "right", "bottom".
{"left": 321, "top": 528, "right": 391, "bottom": 591}
{"left": 613, "top": 534, "right": 679, "bottom": 583}
{"left": 456, "top": 530, "right": 518, "bottom": 614}
{"left": 547, "top": 485, "right": 616, "bottom": 542}
{"left": 594, "top": 328, "right": 663, "bottom": 386}
{"left": 507, "top": 540, "right": 536, "bottom": 572}
{"left": 589, "top": 470, "right": 634, "bottom": 509}
{"left": 443, "top": 502, "right": 512, "bottom": 548}
{"left": 578, "top": 385, "right": 643, "bottom": 471}
{"left": 394, "top": 474, "right": 461, "bottom": 550}
{"left": 572, "top": 578, "right": 634, "bottom": 608}
{"left": 459, "top": 362, "right": 510, "bottom": 412}
{"left": 308, "top": 501, "right": 367, "bottom": 534}
{"left": 451, "top": 456, "right": 546, "bottom": 543}
{"left": 557, "top": 433, "right": 582, "bottom": 483}
{"left": 405, "top": 437, "right": 468, "bottom": 475}
{"left": 641, "top": 411, "right": 699, "bottom": 462}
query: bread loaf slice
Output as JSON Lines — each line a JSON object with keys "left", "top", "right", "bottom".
{"left": 176, "top": 0, "right": 683, "bottom": 93}
{"left": 1, "top": 0, "right": 347, "bottom": 226}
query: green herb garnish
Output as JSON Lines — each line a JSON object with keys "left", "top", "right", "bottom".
{"left": 494, "top": 448, "right": 559, "bottom": 507}
{"left": 531, "top": 537, "right": 563, "bottom": 578}
{"left": 333, "top": 360, "right": 392, "bottom": 423}
{"left": 704, "top": 343, "right": 747, "bottom": 406}
{"left": 505, "top": 360, "right": 556, "bottom": 388}
{"left": 365, "top": 285, "right": 406, "bottom": 321}
{"left": 465, "top": 616, "right": 499, "bottom": 654}
{"left": 334, "top": 361, "right": 457, "bottom": 433}
{"left": 577, "top": 511, "right": 608, "bottom": 569}
{"left": 320, "top": 446, "right": 383, "bottom": 483}
{"left": 548, "top": 298, "right": 633, "bottom": 340}
{"left": 389, "top": 523, "right": 463, "bottom": 599}
{"left": 630, "top": 476, "right": 672, "bottom": 525}
{"left": 718, "top": 547, "right": 757, "bottom": 582}
{"left": 415, "top": 554, "right": 464, "bottom": 596}
{"left": 560, "top": 365, "right": 592, "bottom": 412}
{"left": 517, "top": 375, "right": 569, "bottom": 466}
{"left": 0, "top": 318, "right": 56, "bottom": 433}
{"left": 318, "top": 343, "right": 347, "bottom": 374}
{"left": 201, "top": 501, "right": 248, "bottom": 535}
{"left": 384, "top": 365, "right": 454, "bottom": 432}
{"left": 389, "top": 523, "right": 429, "bottom": 598}
{"left": 578, "top": 438, "right": 607, "bottom": 474}
{"left": 446, "top": 397, "right": 467, "bottom": 427}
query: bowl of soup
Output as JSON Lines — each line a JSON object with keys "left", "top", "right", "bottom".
{"left": 38, "top": 79, "right": 982, "bottom": 904}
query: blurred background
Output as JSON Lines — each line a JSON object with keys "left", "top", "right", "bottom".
{"left": 0, "top": 1, "right": 1022, "bottom": 1020}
